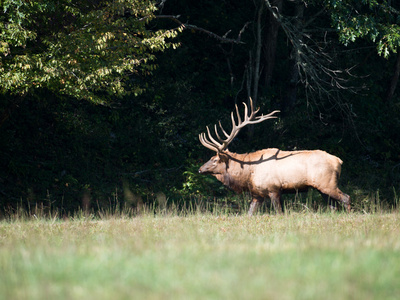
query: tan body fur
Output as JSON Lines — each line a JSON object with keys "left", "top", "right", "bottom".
{"left": 199, "top": 148, "right": 350, "bottom": 214}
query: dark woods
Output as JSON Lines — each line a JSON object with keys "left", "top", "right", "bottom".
{"left": 0, "top": 0, "right": 399, "bottom": 215}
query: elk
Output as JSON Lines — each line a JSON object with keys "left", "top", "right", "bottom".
{"left": 198, "top": 99, "right": 351, "bottom": 215}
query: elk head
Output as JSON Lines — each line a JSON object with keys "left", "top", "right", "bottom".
{"left": 198, "top": 152, "right": 229, "bottom": 175}
{"left": 198, "top": 98, "right": 280, "bottom": 173}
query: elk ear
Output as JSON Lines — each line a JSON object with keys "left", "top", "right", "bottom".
{"left": 217, "top": 152, "right": 228, "bottom": 163}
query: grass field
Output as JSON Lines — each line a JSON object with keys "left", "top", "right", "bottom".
{"left": 0, "top": 211, "right": 399, "bottom": 300}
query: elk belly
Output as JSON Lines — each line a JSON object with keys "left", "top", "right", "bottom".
{"left": 253, "top": 162, "right": 310, "bottom": 193}
{"left": 280, "top": 180, "right": 310, "bottom": 193}
{"left": 251, "top": 173, "right": 281, "bottom": 196}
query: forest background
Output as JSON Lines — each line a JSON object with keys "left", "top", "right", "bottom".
{"left": 0, "top": 0, "right": 399, "bottom": 215}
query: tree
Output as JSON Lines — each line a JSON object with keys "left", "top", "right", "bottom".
{"left": 326, "top": 0, "right": 400, "bottom": 58}
{"left": 324, "top": 0, "right": 400, "bottom": 102}
{"left": 0, "top": 0, "right": 181, "bottom": 104}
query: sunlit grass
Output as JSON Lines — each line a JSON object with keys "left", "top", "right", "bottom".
{"left": 0, "top": 211, "right": 399, "bottom": 300}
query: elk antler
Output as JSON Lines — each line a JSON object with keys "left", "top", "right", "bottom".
{"left": 199, "top": 98, "right": 280, "bottom": 152}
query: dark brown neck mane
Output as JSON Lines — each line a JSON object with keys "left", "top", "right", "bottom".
{"left": 213, "top": 151, "right": 252, "bottom": 193}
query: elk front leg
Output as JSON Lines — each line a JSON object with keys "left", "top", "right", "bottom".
{"left": 269, "top": 191, "right": 283, "bottom": 214}
{"left": 248, "top": 195, "right": 264, "bottom": 216}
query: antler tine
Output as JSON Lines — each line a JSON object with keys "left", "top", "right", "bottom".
{"left": 235, "top": 104, "right": 242, "bottom": 125}
{"left": 243, "top": 101, "right": 249, "bottom": 121}
{"left": 254, "top": 110, "right": 281, "bottom": 122}
{"left": 217, "top": 112, "right": 238, "bottom": 149}
{"left": 199, "top": 132, "right": 219, "bottom": 152}
{"left": 247, "top": 98, "right": 252, "bottom": 120}
{"left": 218, "top": 121, "right": 230, "bottom": 139}
{"left": 206, "top": 126, "right": 223, "bottom": 149}
{"left": 247, "top": 98, "right": 260, "bottom": 121}
{"left": 214, "top": 124, "right": 224, "bottom": 142}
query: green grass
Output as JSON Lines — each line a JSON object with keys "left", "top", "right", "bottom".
{"left": 1, "top": 212, "right": 399, "bottom": 300}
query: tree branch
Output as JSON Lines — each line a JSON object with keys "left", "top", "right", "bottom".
{"left": 264, "top": 0, "right": 358, "bottom": 96}
{"left": 150, "top": 15, "right": 248, "bottom": 44}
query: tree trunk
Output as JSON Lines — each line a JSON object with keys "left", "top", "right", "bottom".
{"left": 385, "top": 51, "right": 400, "bottom": 103}
{"left": 263, "top": 0, "right": 283, "bottom": 88}
{"left": 247, "top": 2, "right": 264, "bottom": 141}
{"left": 251, "top": 3, "right": 264, "bottom": 108}
{"left": 246, "top": 0, "right": 282, "bottom": 140}
{"left": 282, "top": 1, "right": 304, "bottom": 115}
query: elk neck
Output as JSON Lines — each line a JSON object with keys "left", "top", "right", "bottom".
{"left": 214, "top": 150, "right": 253, "bottom": 194}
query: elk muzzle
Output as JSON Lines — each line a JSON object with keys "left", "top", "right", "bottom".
{"left": 198, "top": 163, "right": 210, "bottom": 174}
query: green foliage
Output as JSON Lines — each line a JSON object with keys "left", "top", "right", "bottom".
{"left": 176, "top": 160, "right": 226, "bottom": 197}
{"left": 0, "top": 0, "right": 181, "bottom": 103}
{"left": 324, "top": 0, "right": 400, "bottom": 57}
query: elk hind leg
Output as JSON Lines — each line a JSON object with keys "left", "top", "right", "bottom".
{"left": 320, "top": 188, "right": 351, "bottom": 213}
{"left": 320, "top": 192, "right": 338, "bottom": 211}
{"left": 248, "top": 195, "right": 264, "bottom": 216}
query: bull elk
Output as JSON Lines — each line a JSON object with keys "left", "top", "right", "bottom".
{"left": 198, "top": 99, "right": 350, "bottom": 215}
